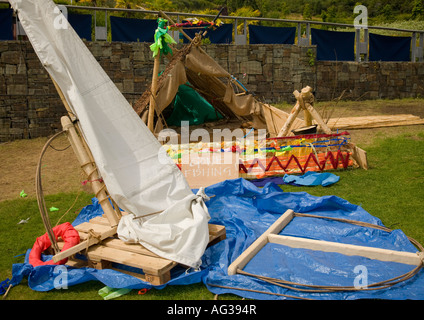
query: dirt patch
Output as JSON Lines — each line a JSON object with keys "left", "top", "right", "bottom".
{"left": 0, "top": 135, "right": 88, "bottom": 202}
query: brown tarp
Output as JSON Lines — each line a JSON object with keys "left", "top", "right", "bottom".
{"left": 135, "top": 45, "right": 288, "bottom": 134}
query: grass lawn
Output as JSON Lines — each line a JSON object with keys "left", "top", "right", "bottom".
{"left": 1, "top": 99, "right": 424, "bottom": 300}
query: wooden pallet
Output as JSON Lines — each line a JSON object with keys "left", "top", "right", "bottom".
{"left": 61, "top": 215, "right": 226, "bottom": 285}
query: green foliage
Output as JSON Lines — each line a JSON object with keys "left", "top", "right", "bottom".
{"left": 412, "top": 0, "right": 424, "bottom": 19}
{"left": 303, "top": 3, "right": 312, "bottom": 20}
{"left": 307, "top": 48, "right": 316, "bottom": 66}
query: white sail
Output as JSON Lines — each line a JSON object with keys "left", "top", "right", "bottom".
{"left": 9, "top": 0, "right": 210, "bottom": 268}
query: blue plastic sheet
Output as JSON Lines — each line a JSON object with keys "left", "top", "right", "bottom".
{"left": 283, "top": 171, "right": 339, "bottom": 187}
{"left": 9, "top": 178, "right": 424, "bottom": 299}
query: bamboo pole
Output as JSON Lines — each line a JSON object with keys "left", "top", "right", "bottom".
{"left": 51, "top": 75, "right": 121, "bottom": 226}
{"left": 148, "top": 54, "right": 160, "bottom": 132}
{"left": 61, "top": 116, "right": 121, "bottom": 227}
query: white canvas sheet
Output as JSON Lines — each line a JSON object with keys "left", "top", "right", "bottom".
{"left": 10, "top": 0, "right": 210, "bottom": 268}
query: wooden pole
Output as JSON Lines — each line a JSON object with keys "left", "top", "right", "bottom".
{"left": 148, "top": 54, "right": 160, "bottom": 132}
{"left": 277, "top": 95, "right": 302, "bottom": 137}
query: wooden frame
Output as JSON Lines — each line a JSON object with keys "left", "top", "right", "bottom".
{"left": 228, "top": 209, "right": 423, "bottom": 276}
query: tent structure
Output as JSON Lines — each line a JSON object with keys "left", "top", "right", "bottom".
{"left": 132, "top": 21, "right": 302, "bottom": 138}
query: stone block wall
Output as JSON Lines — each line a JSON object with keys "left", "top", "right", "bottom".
{"left": 1, "top": 40, "right": 424, "bottom": 142}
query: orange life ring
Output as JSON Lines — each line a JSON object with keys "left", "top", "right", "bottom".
{"left": 29, "top": 222, "right": 80, "bottom": 267}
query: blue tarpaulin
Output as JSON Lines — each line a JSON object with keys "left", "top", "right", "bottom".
{"left": 0, "top": 9, "right": 14, "bottom": 40}
{"left": 311, "top": 28, "right": 355, "bottom": 61}
{"left": 369, "top": 33, "right": 411, "bottom": 62}
{"left": 181, "top": 24, "right": 233, "bottom": 44}
{"left": 283, "top": 171, "right": 340, "bottom": 187}
{"left": 110, "top": 16, "right": 156, "bottom": 42}
{"left": 9, "top": 178, "right": 424, "bottom": 300}
{"left": 67, "top": 13, "right": 92, "bottom": 41}
{"left": 248, "top": 25, "right": 296, "bottom": 44}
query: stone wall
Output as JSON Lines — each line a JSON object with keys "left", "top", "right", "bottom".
{"left": 1, "top": 40, "right": 424, "bottom": 142}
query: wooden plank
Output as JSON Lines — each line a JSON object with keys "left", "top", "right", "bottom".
{"left": 268, "top": 234, "right": 422, "bottom": 266}
{"left": 227, "top": 209, "right": 294, "bottom": 275}
{"left": 101, "top": 238, "right": 162, "bottom": 258}
{"left": 52, "top": 225, "right": 117, "bottom": 263}
{"left": 327, "top": 114, "right": 424, "bottom": 130}
{"left": 87, "top": 245, "right": 177, "bottom": 276}
{"left": 350, "top": 143, "right": 368, "bottom": 170}
{"left": 74, "top": 221, "right": 117, "bottom": 234}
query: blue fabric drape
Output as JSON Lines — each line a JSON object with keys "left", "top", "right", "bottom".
{"left": 110, "top": 16, "right": 156, "bottom": 42}
{"left": 248, "top": 25, "right": 296, "bottom": 44}
{"left": 369, "top": 33, "right": 411, "bottom": 62}
{"left": 181, "top": 23, "right": 233, "bottom": 44}
{"left": 311, "top": 28, "right": 355, "bottom": 61}
{"left": 0, "top": 9, "right": 14, "bottom": 40}
{"left": 67, "top": 13, "right": 92, "bottom": 41}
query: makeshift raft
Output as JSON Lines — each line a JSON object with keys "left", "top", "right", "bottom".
{"left": 61, "top": 213, "right": 225, "bottom": 285}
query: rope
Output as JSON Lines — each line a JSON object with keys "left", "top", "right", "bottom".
{"left": 229, "top": 212, "right": 424, "bottom": 298}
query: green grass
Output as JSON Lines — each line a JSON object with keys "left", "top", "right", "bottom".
{"left": 1, "top": 130, "right": 424, "bottom": 300}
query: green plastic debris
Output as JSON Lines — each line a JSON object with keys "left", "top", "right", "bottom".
{"left": 20, "top": 190, "right": 27, "bottom": 198}
{"left": 49, "top": 207, "right": 59, "bottom": 212}
{"left": 98, "top": 286, "right": 132, "bottom": 300}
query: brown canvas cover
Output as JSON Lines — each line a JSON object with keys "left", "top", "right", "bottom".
{"left": 134, "top": 45, "right": 301, "bottom": 136}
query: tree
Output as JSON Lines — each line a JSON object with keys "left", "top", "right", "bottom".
{"left": 303, "top": 3, "right": 312, "bottom": 20}
{"left": 382, "top": 4, "right": 394, "bottom": 21}
{"left": 412, "top": 0, "right": 424, "bottom": 19}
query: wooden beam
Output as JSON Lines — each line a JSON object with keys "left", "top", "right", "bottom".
{"left": 227, "top": 209, "right": 294, "bottom": 275}
{"left": 52, "top": 225, "right": 117, "bottom": 263}
{"left": 268, "top": 234, "right": 422, "bottom": 266}
{"left": 277, "top": 100, "right": 302, "bottom": 137}
{"left": 228, "top": 209, "right": 423, "bottom": 279}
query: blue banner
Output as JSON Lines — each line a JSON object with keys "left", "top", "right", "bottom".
{"left": 0, "top": 9, "right": 14, "bottom": 40}
{"left": 110, "top": 16, "right": 156, "bottom": 42}
{"left": 369, "top": 33, "right": 411, "bottom": 61}
{"left": 311, "top": 28, "right": 355, "bottom": 61}
{"left": 248, "top": 25, "right": 296, "bottom": 44}
{"left": 68, "top": 13, "right": 92, "bottom": 41}
{"left": 181, "top": 23, "right": 233, "bottom": 44}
